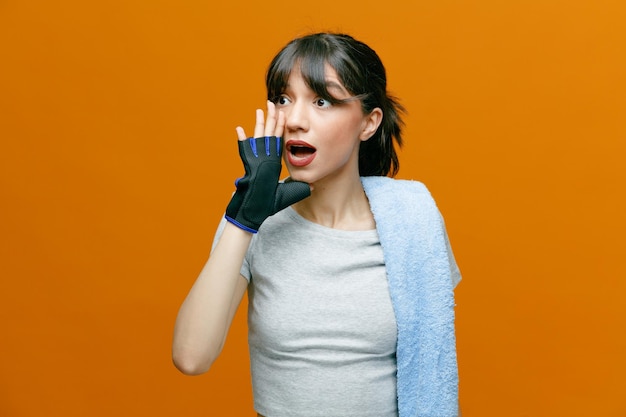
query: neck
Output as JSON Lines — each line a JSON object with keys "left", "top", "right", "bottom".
{"left": 292, "top": 174, "right": 375, "bottom": 230}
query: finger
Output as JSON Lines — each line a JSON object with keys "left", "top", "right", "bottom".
{"left": 264, "top": 101, "right": 277, "bottom": 137}
{"left": 275, "top": 110, "right": 286, "bottom": 138}
{"left": 235, "top": 126, "right": 247, "bottom": 141}
{"left": 253, "top": 108, "right": 265, "bottom": 138}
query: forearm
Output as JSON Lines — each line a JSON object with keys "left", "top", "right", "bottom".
{"left": 172, "top": 223, "right": 252, "bottom": 375}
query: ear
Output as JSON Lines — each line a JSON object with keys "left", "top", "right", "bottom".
{"left": 359, "top": 107, "right": 383, "bottom": 141}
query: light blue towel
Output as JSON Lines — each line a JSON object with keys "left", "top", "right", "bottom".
{"left": 362, "top": 176, "right": 459, "bottom": 417}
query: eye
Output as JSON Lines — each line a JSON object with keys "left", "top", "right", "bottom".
{"left": 314, "top": 98, "right": 332, "bottom": 108}
{"left": 276, "top": 95, "right": 291, "bottom": 106}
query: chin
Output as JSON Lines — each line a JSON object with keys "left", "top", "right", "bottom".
{"left": 284, "top": 169, "right": 311, "bottom": 183}
{"left": 287, "top": 174, "right": 312, "bottom": 185}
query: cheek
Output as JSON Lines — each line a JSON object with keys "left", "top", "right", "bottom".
{"left": 324, "top": 114, "right": 364, "bottom": 141}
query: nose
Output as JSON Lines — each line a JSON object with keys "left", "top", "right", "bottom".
{"left": 284, "top": 100, "right": 309, "bottom": 133}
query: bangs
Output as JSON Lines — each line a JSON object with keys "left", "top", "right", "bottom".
{"left": 266, "top": 38, "right": 364, "bottom": 105}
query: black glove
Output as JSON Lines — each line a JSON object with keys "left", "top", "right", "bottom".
{"left": 225, "top": 136, "right": 311, "bottom": 233}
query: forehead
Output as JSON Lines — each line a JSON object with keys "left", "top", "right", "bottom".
{"left": 287, "top": 63, "right": 341, "bottom": 84}
{"left": 286, "top": 61, "right": 348, "bottom": 93}
{"left": 267, "top": 49, "right": 357, "bottom": 101}
{"left": 283, "top": 67, "right": 349, "bottom": 101}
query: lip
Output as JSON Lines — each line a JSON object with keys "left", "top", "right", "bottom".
{"left": 285, "top": 140, "right": 317, "bottom": 167}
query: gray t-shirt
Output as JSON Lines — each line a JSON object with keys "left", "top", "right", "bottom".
{"left": 213, "top": 207, "right": 460, "bottom": 417}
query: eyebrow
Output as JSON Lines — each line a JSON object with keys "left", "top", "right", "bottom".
{"left": 325, "top": 81, "right": 348, "bottom": 95}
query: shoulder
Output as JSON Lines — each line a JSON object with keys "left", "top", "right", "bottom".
{"left": 362, "top": 176, "right": 442, "bottom": 232}
{"left": 361, "top": 176, "right": 435, "bottom": 207}
{"left": 361, "top": 176, "right": 431, "bottom": 196}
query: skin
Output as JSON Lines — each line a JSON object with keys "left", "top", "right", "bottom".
{"left": 274, "top": 65, "right": 383, "bottom": 230}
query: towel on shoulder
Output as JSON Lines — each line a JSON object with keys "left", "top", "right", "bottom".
{"left": 362, "top": 176, "right": 459, "bottom": 417}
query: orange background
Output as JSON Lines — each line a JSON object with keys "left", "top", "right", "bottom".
{"left": 1, "top": 0, "right": 625, "bottom": 416}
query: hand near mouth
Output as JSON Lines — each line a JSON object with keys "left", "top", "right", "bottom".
{"left": 225, "top": 101, "right": 311, "bottom": 233}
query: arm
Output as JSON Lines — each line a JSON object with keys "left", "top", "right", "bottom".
{"left": 172, "top": 223, "right": 252, "bottom": 375}
{"left": 172, "top": 102, "right": 310, "bottom": 375}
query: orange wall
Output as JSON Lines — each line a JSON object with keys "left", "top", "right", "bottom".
{"left": 1, "top": 1, "right": 625, "bottom": 416}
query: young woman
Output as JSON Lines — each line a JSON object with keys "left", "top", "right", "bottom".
{"left": 173, "top": 32, "right": 461, "bottom": 417}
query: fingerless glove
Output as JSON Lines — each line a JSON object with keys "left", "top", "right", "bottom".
{"left": 225, "top": 136, "right": 311, "bottom": 233}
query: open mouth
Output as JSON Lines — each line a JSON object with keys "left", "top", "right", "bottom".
{"left": 288, "top": 145, "right": 316, "bottom": 157}
{"left": 285, "top": 141, "right": 317, "bottom": 167}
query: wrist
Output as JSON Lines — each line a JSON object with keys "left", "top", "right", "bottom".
{"left": 224, "top": 214, "right": 259, "bottom": 234}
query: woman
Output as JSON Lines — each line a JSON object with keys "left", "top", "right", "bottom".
{"left": 173, "top": 32, "right": 461, "bottom": 417}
